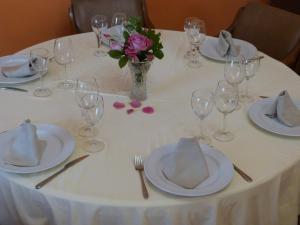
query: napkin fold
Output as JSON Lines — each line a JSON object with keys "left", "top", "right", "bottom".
{"left": 217, "top": 30, "right": 239, "bottom": 57}
{"left": 268, "top": 90, "right": 300, "bottom": 127}
{"left": 162, "top": 137, "right": 209, "bottom": 189}
{"left": 1, "top": 58, "right": 35, "bottom": 78}
{"left": 4, "top": 119, "right": 44, "bottom": 167}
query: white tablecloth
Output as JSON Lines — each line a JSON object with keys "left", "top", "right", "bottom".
{"left": 0, "top": 30, "right": 300, "bottom": 225}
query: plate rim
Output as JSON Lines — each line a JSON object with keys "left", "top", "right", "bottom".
{"left": 248, "top": 98, "right": 300, "bottom": 137}
{"left": 0, "top": 123, "right": 75, "bottom": 173}
{"left": 144, "top": 143, "right": 234, "bottom": 197}
{"left": 200, "top": 36, "right": 257, "bottom": 62}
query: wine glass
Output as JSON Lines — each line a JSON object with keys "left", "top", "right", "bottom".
{"left": 91, "top": 15, "right": 108, "bottom": 57}
{"left": 186, "top": 18, "right": 206, "bottom": 67}
{"left": 54, "top": 38, "right": 74, "bottom": 89}
{"left": 224, "top": 57, "right": 244, "bottom": 110}
{"left": 184, "top": 17, "right": 198, "bottom": 59}
{"left": 191, "top": 89, "right": 214, "bottom": 144}
{"left": 213, "top": 80, "right": 238, "bottom": 142}
{"left": 30, "top": 48, "right": 52, "bottom": 97}
{"left": 111, "top": 12, "right": 127, "bottom": 27}
{"left": 75, "top": 79, "right": 105, "bottom": 152}
{"left": 240, "top": 57, "right": 261, "bottom": 103}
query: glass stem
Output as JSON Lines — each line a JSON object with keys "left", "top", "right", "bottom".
{"left": 222, "top": 113, "right": 227, "bottom": 133}
{"left": 245, "top": 78, "right": 250, "bottom": 98}
{"left": 199, "top": 119, "right": 204, "bottom": 137}
{"left": 64, "top": 64, "right": 68, "bottom": 82}
{"left": 97, "top": 35, "right": 101, "bottom": 49}
{"left": 39, "top": 72, "right": 44, "bottom": 89}
{"left": 235, "top": 84, "right": 240, "bottom": 103}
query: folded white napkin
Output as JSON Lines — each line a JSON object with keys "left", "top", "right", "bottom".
{"left": 1, "top": 59, "right": 35, "bottom": 78}
{"left": 4, "top": 120, "right": 44, "bottom": 167}
{"left": 162, "top": 137, "right": 209, "bottom": 189}
{"left": 217, "top": 30, "right": 239, "bottom": 57}
{"left": 268, "top": 90, "right": 300, "bottom": 127}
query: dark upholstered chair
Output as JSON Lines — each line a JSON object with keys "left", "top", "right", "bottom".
{"left": 69, "top": 0, "right": 154, "bottom": 33}
{"left": 227, "top": 2, "right": 300, "bottom": 74}
{"left": 270, "top": 0, "right": 300, "bottom": 15}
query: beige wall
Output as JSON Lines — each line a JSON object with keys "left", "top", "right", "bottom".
{"left": 0, "top": 0, "right": 266, "bottom": 56}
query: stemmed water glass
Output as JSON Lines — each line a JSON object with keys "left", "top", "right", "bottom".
{"left": 54, "top": 38, "right": 74, "bottom": 89}
{"left": 213, "top": 80, "right": 238, "bottom": 142}
{"left": 186, "top": 18, "right": 206, "bottom": 67}
{"left": 111, "top": 12, "right": 127, "bottom": 27}
{"left": 75, "top": 79, "right": 105, "bottom": 152}
{"left": 91, "top": 15, "right": 108, "bottom": 57}
{"left": 191, "top": 89, "right": 214, "bottom": 144}
{"left": 240, "top": 57, "right": 261, "bottom": 103}
{"left": 30, "top": 48, "right": 52, "bottom": 97}
{"left": 184, "top": 17, "right": 198, "bottom": 59}
{"left": 224, "top": 57, "right": 244, "bottom": 110}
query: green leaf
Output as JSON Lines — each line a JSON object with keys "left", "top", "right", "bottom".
{"left": 108, "top": 50, "right": 123, "bottom": 59}
{"left": 153, "top": 50, "right": 164, "bottom": 59}
{"left": 119, "top": 56, "right": 128, "bottom": 68}
{"left": 123, "top": 31, "right": 130, "bottom": 41}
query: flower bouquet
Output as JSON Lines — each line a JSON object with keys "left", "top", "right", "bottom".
{"left": 108, "top": 17, "right": 164, "bottom": 100}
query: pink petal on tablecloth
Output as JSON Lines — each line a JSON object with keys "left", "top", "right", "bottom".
{"left": 127, "top": 109, "right": 134, "bottom": 114}
{"left": 130, "top": 100, "right": 142, "bottom": 108}
{"left": 142, "top": 106, "right": 154, "bottom": 114}
{"left": 113, "top": 102, "right": 125, "bottom": 109}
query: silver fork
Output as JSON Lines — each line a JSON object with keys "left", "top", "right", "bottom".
{"left": 133, "top": 155, "right": 149, "bottom": 199}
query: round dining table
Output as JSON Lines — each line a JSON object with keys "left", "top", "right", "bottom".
{"left": 0, "top": 30, "right": 300, "bottom": 225}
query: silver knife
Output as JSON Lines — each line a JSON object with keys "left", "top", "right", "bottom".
{"left": 0, "top": 87, "right": 28, "bottom": 92}
{"left": 35, "top": 155, "right": 89, "bottom": 189}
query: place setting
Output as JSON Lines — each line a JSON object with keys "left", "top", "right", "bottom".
{"left": 91, "top": 12, "right": 127, "bottom": 57}
{"left": 136, "top": 80, "right": 253, "bottom": 198}
{"left": 143, "top": 137, "right": 234, "bottom": 197}
{"left": 0, "top": 53, "right": 47, "bottom": 86}
{"left": 0, "top": 119, "right": 75, "bottom": 174}
{"left": 248, "top": 90, "right": 300, "bottom": 136}
{"left": 200, "top": 29, "right": 257, "bottom": 62}
{"left": 0, "top": 47, "right": 54, "bottom": 97}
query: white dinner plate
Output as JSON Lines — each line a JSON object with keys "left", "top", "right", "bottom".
{"left": 0, "top": 54, "right": 46, "bottom": 85}
{"left": 0, "top": 124, "right": 75, "bottom": 173}
{"left": 248, "top": 98, "right": 300, "bottom": 136}
{"left": 200, "top": 36, "right": 257, "bottom": 62}
{"left": 144, "top": 143, "right": 234, "bottom": 197}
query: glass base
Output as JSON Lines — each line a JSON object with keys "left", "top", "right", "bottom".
{"left": 196, "top": 134, "right": 211, "bottom": 145}
{"left": 33, "top": 88, "right": 52, "bottom": 97}
{"left": 79, "top": 126, "right": 97, "bottom": 137}
{"left": 58, "top": 80, "right": 74, "bottom": 90}
{"left": 94, "top": 49, "right": 107, "bottom": 57}
{"left": 84, "top": 139, "right": 105, "bottom": 153}
{"left": 213, "top": 130, "right": 234, "bottom": 142}
{"left": 240, "top": 94, "right": 254, "bottom": 103}
{"left": 187, "top": 59, "right": 202, "bottom": 68}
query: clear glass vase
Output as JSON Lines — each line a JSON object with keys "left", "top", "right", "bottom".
{"left": 128, "top": 61, "right": 152, "bottom": 101}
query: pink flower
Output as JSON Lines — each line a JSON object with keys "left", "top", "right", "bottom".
{"left": 142, "top": 106, "right": 154, "bottom": 114}
{"left": 146, "top": 54, "right": 154, "bottom": 62}
{"left": 110, "top": 41, "right": 122, "bottom": 51}
{"left": 113, "top": 101, "right": 125, "bottom": 109}
{"left": 127, "top": 34, "right": 152, "bottom": 52}
{"left": 127, "top": 109, "right": 135, "bottom": 114}
{"left": 130, "top": 100, "right": 141, "bottom": 108}
{"left": 125, "top": 46, "right": 139, "bottom": 61}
